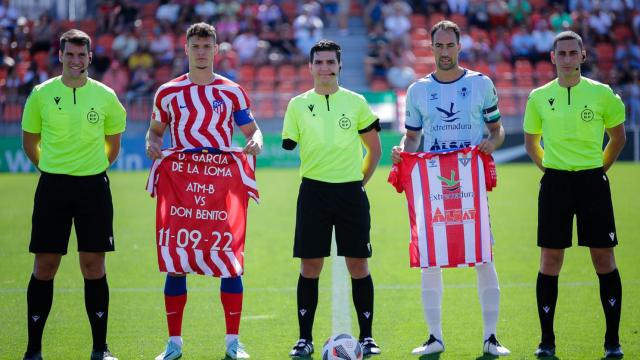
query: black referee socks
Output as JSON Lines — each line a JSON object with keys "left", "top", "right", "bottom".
{"left": 26, "top": 274, "right": 54, "bottom": 353}
{"left": 297, "top": 274, "right": 319, "bottom": 341}
{"left": 352, "top": 274, "right": 374, "bottom": 340}
{"left": 536, "top": 272, "right": 558, "bottom": 346}
{"left": 598, "top": 268, "right": 622, "bottom": 346}
{"left": 84, "top": 275, "right": 110, "bottom": 352}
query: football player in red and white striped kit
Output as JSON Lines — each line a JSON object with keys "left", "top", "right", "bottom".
{"left": 145, "top": 22, "right": 262, "bottom": 360}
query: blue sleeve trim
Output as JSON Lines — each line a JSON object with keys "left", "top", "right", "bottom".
{"left": 233, "top": 108, "right": 255, "bottom": 126}
{"left": 405, "top": 124, "right": 422, "bottom": 131}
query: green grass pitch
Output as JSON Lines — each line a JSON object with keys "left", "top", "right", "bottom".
{"left": 0, "top": 163, "right": 638, "bottom": 359}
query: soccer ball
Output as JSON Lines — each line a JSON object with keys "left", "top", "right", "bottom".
{"left": 321, "top": 333, "right": 363, "bottom": 360}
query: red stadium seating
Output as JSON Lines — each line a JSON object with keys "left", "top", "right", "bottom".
{"left": 595, "top": 43, "right": 615, "bottom": 62}
{"left": 410, "top": 14, "right": 427, "bottom": 29}
{"left": 2, "top": 104, "right": 23, "bottom": 123}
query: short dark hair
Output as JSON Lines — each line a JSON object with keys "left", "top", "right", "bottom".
{"left": 59, "top": 29, "right": 91, "bottom": 53}
{"left": 309, "top": 39, "right": 341, "bottom": 63}
{"left": 186, "top": 22, "right": 217, "bottom": 43}
{"left": 553, "top": 31, "right": 583, "bottom": 50}
{"left": 430, "top": 20, "right": 461, "bottom": 43}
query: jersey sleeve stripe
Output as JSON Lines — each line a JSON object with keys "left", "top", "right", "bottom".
{"left": 405, "top": 124, "right": 422, "bottom": 131}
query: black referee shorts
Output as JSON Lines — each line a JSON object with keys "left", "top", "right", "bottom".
{"left": 537, "top": 167, "right": 617, "bottom": 249}
{"left": 30, "top": 171, "right": 115, "bottom": 254}
{"left": 293, "top": 178, "right": 372, "bottom": 258}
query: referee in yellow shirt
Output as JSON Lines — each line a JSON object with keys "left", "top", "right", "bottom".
{"left": 21, "top": 29, "right": 126, "bottom": 360}
{"left": 282, "top": 40, "right": 382, "bottom": 357}
{"left": 524, "top": 31, "right": 626, "bottom": 359}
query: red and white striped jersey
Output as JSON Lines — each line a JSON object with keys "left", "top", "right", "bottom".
{"left": 388, "top": 147, "right": 496, "bottom": 268}
{"left": 146, "top": 148, "right": 259, "bottom": 277}
{"left": 151, "top": 74, "right": 255, "bottom": 150}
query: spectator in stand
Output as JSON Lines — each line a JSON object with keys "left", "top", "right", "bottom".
{"left": 31, "top": 14, "right": 56, "bottom": 53}
{"left": 487, "top": 0, "right": 510, "bottom": 28}
{"left": 382, "top": 0, "right": 411, "bottom": 19}
{"left": 337, "top": 0, "right": 351, "bottom": 35}
{"left": 217, "top": 0, "right": 241, "bottom": 18}
{"left": 467, "top": 0, "right": 490, "bottom": 29}
{"left": 489, "top": 27, "right": 512, "bottom": 64}
{"left": 510, "top": 24, "right": 535, "bottom": 63}
{"left": 588, "top": 6, "right": 613, "bottom": 42}
{"left": 214, "top": 42, "right": 239, "bottom": 71}
{"left": 363, "top": 0, "right": 384, "bottom": 30}
{"left": 217, "top": 57, "right": 238, "bottom": 82}
{"left": 217, "top": 14, "right": 241, "bottom": 43}
{"left": 508, "top": 0, "right": 531, "bottom": 26}
{"left": 448, "top": 0, "right": 469, "bottom": 14}
{"left": 293, "top": 4, "right": 324, "bottom": 55}
{"left": 126, "top": 66, "right": 154, "bottom": 101}
{"left": 549, "top": 4, "right": 573, "bottom": 32}
{"left": 257, "top": 0, "right": 283, "bottom": 28}
{"left": 112, "top": 26, "right": 139, "bottom": 62}
{"left": 386, "top": 40, "right": 415, "bottom": 89}
{"left": 322, "top": 0, "right": 339, "bottom": 27}
{"left": 458, "top": 30, "right": 474, "bottom": 62}
{"left": 91, "top": 45, "right": 112, "bottom": 77}
{"left": 0, "top": 0, "right": 18, "bottom": 32}
{"left": 101, "top": 60, "right": 129, "bottom": 95}
{"left": 128, "top": 41, "right": 154, "bottom": 71}
{"left": 233, "top": 29, "right": 260, "bottom": 64}
{"left": 150, "top": 25, "right": 175, "bottom": 65}
{"left": 156, "top": 0, "right": 181, "bottom": 25}
{"left": 615, "top": 38, "right": 640, "bottom": 71}
{"left": 368, "top": 22, "right": 389, "bottom": 47}
{"left": 194, "top": 0, "right": 217, "bottom": 22}
{"left": 568, "top": 0, "right": 592, "bottom": 12}
{"left": 383, "top": 1, "right": 411, "bottom": 47}
{"left": 96, "top": 0, "right": 121, "bottom": 33}
{"left": 364, "top": 40, "right": 390, "bottom": 83}
{"left": 531, "top": 20, "right": 555, "bottom": 63}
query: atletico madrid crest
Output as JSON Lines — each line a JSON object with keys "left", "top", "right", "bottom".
{"left": 212, "top": 99, "right": 225, "bottom": 114}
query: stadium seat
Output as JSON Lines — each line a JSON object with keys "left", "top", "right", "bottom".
{"left": 280, "top": 0, "right": 298, "bottom": 21}
{"left": 140, "top": 2, "right": 159, "bottom": 19}
{"left": 277, "top": 64, "right": 297, "bottom": 82}
{"left": 474, "top": 62, "right": 491, "bottom": 76}
{"left": 33, "top": 51, "right": 49, "bottom": 71}
{"left": 2, "top": 103, "right": 23, "bottom": 123}
{"left": 254, "top": 99, "right": 275, "bottom": 119}
{"left": 256, "top": 65, "right": 277, "bottom": 83}
{"left": 297, "top": 65, "right": 313, "bottom": 83}
{"left": 595, "top": 43, "right": 615, "bottom": 62}
{"left": 96, "top": 34, "right": 115, "bottom": 56}
{"left": 497, "top": 94, "right": 518, "bottom": 116}
{"left": 410, "top": 14, "right": 427, "bottom": 29}
{"left": 450, "top": 13, "right": 467, "bottom": 29}
{"left": 154, "top": 65, "right": 173, "bottom": 85}
{"left": 411, "top": 28, "right": 430, "bottom": 42}
{"left": 413, "top": 62, "right": 434, "bottom": 77}
{"left": 277, "top": 80, "right": 296, "bottom": 93}
{"left": 238, "top": 64, "right": 256, "bottom": 83}
{"left": 535, "top": 61, "right": 555, "bottom": 84}
{"left": 613, "top": 25, "right": 633, "bottom": 41}
{"left": 79, "top": 19, "right": 97, "bottom": 37}
{"left": 428, "top": 13, "right": 446, "bottom": 29}
{"left": 494, "top": 61, "right": 514, "bottom": 81}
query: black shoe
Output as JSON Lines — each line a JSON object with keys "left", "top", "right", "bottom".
{"left": 360, "top": 337, "right": 381, "bottom": 356}
{"left": 534, "top": 343, "right": 556, "bottom": 358}
{"left": 23, "top": 350, "right": 42, "bottom": 360}
{"left": 90, "top": 347, "right": 118, "bottom": 360}
{"left": 289, "top": 339, "right": 314, "bottom": 357}
{"left": 604, "top": 343, "right": 624, "bottom": 358}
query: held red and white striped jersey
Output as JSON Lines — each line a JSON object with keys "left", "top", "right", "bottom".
{"left": 151, "top": 74, "right": 255, "bottom": 150}
{"left": 388, "top": 147, "right": 497, "bottom": 268}
{"left": 146, "top": 148, "right": 259, "bottom": 277}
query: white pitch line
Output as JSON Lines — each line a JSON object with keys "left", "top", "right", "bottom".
{"left": 331, "top": 229, "right": 351, "bottom": 335}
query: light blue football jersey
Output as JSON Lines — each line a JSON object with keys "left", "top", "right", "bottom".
{"left": 405, "top": 69, "right": 501, "bottom": 152}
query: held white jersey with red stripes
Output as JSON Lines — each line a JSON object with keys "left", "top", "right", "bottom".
{"left": 146, "top": 148, "right": 259, "bottom": 277}
{"left": 388, "top": 147, "right": 497, "bottom": 268}
{"left": 151, "top": 74, "right": 255, "bottom": 150}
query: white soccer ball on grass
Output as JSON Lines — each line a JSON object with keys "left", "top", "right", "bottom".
{"left": 321, "top": 333, "right": 363, "bottom": 360}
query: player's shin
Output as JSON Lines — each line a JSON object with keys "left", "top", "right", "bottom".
{"left": 421, "top": 268, "right": 443, "bottom": 340}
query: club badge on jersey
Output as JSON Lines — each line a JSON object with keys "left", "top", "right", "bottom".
{"left": 146, "top": 147, "right": 259, "bottom": 277}
{"left": 388, "top": 147, "right": 496, "bottom": 269}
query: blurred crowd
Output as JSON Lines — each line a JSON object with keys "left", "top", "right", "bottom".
{"left": 0, "top": 0, "right": 639, "bottom": 124}
{"left": 0, "top": 0, "right": 350, "bottom": 102}
{"left": 362, "top": 0, "right": 640, "bottom": 119}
